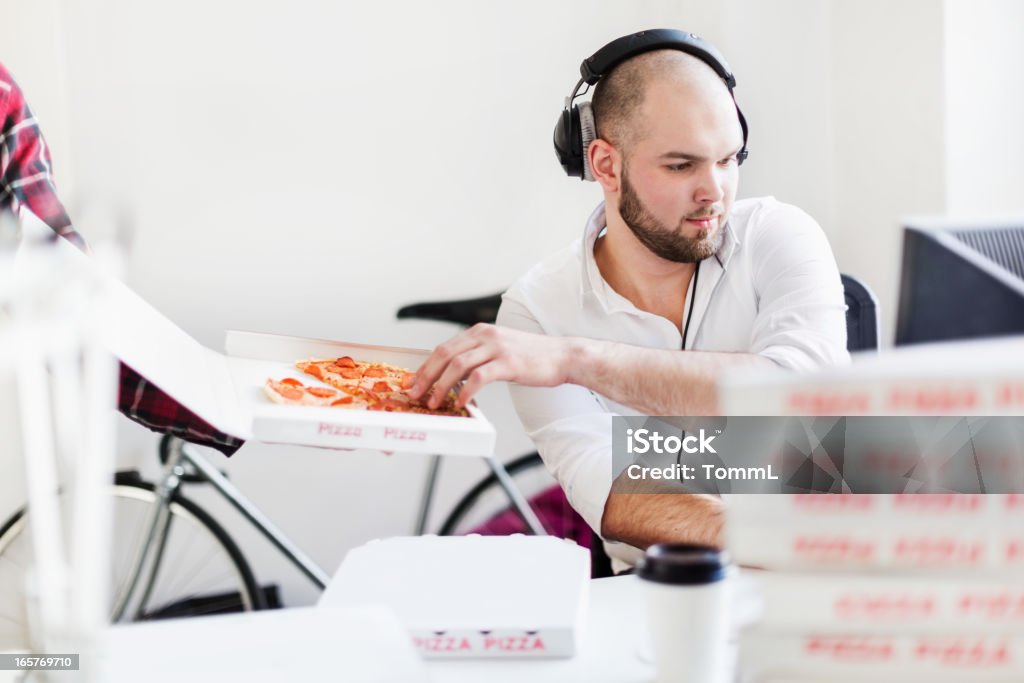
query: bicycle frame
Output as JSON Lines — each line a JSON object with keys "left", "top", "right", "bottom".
{"left": 415, "top": 455, "right": 548, "bottom": 536}
{"left": 111, "top": 437, "right": 330, "bottom": 621}
{"left": 111, "top": 434, "right": 546, "bottom": 620}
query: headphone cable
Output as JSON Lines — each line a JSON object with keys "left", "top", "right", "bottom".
{"left": 681, "top": 260, "right": 701, "bottom": 351}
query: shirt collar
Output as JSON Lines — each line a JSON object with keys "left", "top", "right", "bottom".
{"left": 579, "top": 201, "right": 741, "bottom": 308}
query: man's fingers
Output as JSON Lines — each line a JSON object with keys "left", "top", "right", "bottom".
{"left": 410, "top": 332, "right": 481, "bottom": 399}
{"left": 426, "top": 345, "right": 496, "bottom": 408}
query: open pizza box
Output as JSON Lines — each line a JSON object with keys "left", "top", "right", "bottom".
{"left": 21, "top": 210, "right": 496, "bottom": 456}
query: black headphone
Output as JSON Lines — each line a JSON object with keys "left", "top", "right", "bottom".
{"left": 553, "top": 28, "right": 749, "bottom": 180}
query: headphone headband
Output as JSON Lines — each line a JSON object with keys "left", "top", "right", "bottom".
{"left": 580, "top": 28, "right": 736, "bottom": 88}
{"left": 554, "top": 28, "right": 749, "bottom": 180}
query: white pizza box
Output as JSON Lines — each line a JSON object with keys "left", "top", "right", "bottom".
{"left": 318, "top": 535, "right": 591, "bottom": 659}
{"left": 739, "top": 632, "right": 1024, "bottom": 682}
{"left": 224, "top": 331, "right": 496, "bottom": 455}
{"left": 718, "top": 335, "right": 1024, "bottom": 416}
{"left": 23, "top": 209, "right": 496, "bottom": 456}
{"left": 726, "top": 495, "right": 1024, "bottom": 530}
{"left": 746, "top": 569, "right": 1024, "bottom": 634}
{"left": 727, "top": 517, "right": 1024, "bottom": 573}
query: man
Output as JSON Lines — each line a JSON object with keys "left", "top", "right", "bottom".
{"left": 1, "top": 61, "right": 243, "bottom": 456}
{"left": 410, "top": 31, "right": 848, "bottom": 569}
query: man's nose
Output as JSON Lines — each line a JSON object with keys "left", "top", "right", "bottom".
{"left": 694, "top": 165, "right": 725, "bottom": 204}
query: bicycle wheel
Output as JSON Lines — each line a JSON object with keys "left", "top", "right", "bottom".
{"left": 439, "top": 452, "right": 559, "bottom": 535}
{"left": 0, "top": 472, "right": 262, "bottom": 650}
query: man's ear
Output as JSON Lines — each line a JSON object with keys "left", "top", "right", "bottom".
{"left": 588, "top": 138, "right": 621, "bottom": 193}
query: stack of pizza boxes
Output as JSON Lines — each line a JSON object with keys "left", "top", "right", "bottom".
{"left": 730, "top": 494, "right": 1024, "bottom": 682}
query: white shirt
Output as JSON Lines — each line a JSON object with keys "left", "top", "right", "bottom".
{"left": 495, "top": 196, "right": 849, "bottom": 568}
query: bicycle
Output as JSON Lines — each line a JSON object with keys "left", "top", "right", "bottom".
{"left": 0, "top": 433, "right": 331, "bottom": 650}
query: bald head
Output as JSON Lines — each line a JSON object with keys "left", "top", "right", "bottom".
{"left": 591, "top": 50, "right": 736, "bottom": 155}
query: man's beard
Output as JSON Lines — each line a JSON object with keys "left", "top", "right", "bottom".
{"left": 618, "top": 168, "right": 725, "bottom": 263}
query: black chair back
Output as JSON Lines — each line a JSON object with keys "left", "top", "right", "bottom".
{"left": 841, "top": 272, "right": 880, "bottom": 352}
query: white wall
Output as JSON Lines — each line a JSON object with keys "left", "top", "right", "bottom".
{"left": 827, "top": 0, "right": 949, "bottom": 339}
{"left": 4, "top": 0, "right": 1021, "bottom": 607}
{"left": 721, "top": 0, "right": 836, "bottom": 237}
{"left": 944, "top": 0, "right": 1024, "bottom": 215}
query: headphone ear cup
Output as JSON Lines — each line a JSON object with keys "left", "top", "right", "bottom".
{"left": 553, "top": 107, "right": 583, "bottom": 178}
{"left": 577, "top": 101, "right": 597, "bottom": 182}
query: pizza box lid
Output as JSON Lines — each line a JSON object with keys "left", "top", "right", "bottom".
{"left": 25, "top": 210, "right": 496, "bottom": 456}
{"left": 318, "top": 535, "right": 591, "bottom": 659}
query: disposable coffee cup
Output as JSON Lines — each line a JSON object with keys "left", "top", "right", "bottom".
{"left": 637, "top": 543, "right": 734, "bottom": 683}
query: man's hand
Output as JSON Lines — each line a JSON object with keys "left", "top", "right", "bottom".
{"left": 409, "top": 324, "right": 575, "bottom": 409}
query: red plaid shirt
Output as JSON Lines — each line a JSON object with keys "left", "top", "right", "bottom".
{"left": 0, "top": 63, "right": 83, "bottom": 249}
{"left": 3, "top": 63, "right": 243, "bottom": 456}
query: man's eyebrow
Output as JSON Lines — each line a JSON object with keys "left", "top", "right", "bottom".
{"left": 659, "top": 152, "right": 705, "bottom": 161}
{"left": 659, "top": 146, "right": 744, "bottom": 162}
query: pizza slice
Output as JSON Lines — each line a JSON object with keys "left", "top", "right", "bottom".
{"left": 269, "top": 355, "right": 468, "bottom": 417}
{"left": 264, "top": 378, "right": 361, "bottom": 407}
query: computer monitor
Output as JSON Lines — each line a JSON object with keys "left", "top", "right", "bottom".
{"left": 895, "top": 218, "right": 1024, "bottom": 345}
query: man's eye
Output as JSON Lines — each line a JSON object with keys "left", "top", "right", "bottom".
{"left": 667, "top": 163, "right": 692, "bottom": 172}
{"left": 718, "top": 156, "right": 737, "bottom": 167}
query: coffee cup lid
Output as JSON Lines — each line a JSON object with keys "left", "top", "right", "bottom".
{"left": 636, "top": 543, "right": 729, "bottom": 585}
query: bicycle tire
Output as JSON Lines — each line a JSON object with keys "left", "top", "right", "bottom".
{"left": 438, "top": 452, "right": 546, "bottom": 535}
{"left": 113, "top": 473, "right": 266, "bottom": 615}
{"left": 0, "top": 473, "right": 263, "bottom": 649}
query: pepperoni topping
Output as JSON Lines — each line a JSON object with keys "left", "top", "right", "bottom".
{"left": 400, "top": 372, "right": 416, "bottom": 390}
{"left": 308, "top": 387, "right": 337, "bottom": 398}
{"left": 325, "top": 364, "right": 343, "bottom": 374}
{"left": 336, "top": 356, "right": 357, "bottom": 368}
{"left": 274, "top": 384, "right": 304, "bottom": 401}
{"left": 330, "top": 396, "right": 354, "bottom": 406}
{"left": 280, "top": 378, "right": 304, "bottom": 386}
{"left": 372, "top": 381, "right": 391, "bottom": 393}
{"left": 304, "top": 364, "right": 324, "bottom": 380}
{"left": 363, "top": 367, "right": 386, "bottom": 378}
{"left": 339, "top": 367, "right": 361, "bottom": 380}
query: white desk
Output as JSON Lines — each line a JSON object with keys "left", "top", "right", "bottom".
{"left": 95, "top": 606, "right": 430, "bottom": 683}
{"left": 87, "top": 574, "right": 751, "bottom": 682}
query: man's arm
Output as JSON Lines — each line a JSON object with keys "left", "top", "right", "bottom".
{"left": 570, "top": 340, "right": 775, "bottom": 415}
{"left": 482, "top": 298, "right": 725, "bottom": 554}
{"left": 409, "top": 324, "right": 773, "bottom": 415}
{"left": 601, "top": 488, "right": 725, "bottom": 550}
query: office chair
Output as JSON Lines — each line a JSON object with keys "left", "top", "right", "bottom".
{"left": 841, "top": 273, "right": 881, "bottom": 352}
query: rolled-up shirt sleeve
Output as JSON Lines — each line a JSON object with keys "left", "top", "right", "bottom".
{"left": 495, "top": 296, "right": 613, "bottom": 535}
{"left": 747, "top": 204, "right": 850, "bottom": 370}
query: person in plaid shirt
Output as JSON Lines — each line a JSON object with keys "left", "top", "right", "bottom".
{"left": 2, "top": 62, "right": 243, "bottom": 456}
